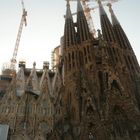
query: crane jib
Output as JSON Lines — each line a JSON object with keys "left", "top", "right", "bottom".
{"left": 10, "top": 1, "right": 27, "bottom": 71}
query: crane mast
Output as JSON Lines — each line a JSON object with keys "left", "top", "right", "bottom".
{"left": 10, "top": 0, "right": 27, "bottom": 70}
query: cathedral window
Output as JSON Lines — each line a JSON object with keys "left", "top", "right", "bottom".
{"left": 87, "top": 45, "right": 90, "bottom": 53}
{"left": 98, "top": 71, "right": 104, "bottom": 94}
{"left": 68, "top": 53, "right": 71, "bottom": 62}
{"left": 84, "top": 47, "right": 87, "bottom": 55}
{"left": 85, "top": 57, "right": 88, "bottom": 64}
{"left": 88, "top": 56, "right": 91, "bottom": 62}
{"left": 111, "top": 80, "right": 122, "bottom": 95}
{"left": 89, "top": 65, "right": 93, "bottom": 71}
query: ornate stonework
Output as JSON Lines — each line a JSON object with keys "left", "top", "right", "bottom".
{"left": 0, "top": 0, "right": 140, "bottom": 140}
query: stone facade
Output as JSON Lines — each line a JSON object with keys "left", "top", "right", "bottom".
{"left": 49, "top": 0, "right": 140, "bottom": 140}
{"left": 0, "top": 0, "right": 140, "bottom": 140}
{"left": 0, "top": 62, "right": 54, "bottom": 139}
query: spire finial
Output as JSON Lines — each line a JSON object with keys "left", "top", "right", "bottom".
{"left": 98, "top": 0, "right": 101, "bottom": 4}
{"left": 66, "top": 0, "right": 70, "bottom": 7}
{"left": 33, "top": 62, "right": 36, "bottom": 68}
{"left": 65, "top": 0, "right": 72, "bottom": 19}
{"left": 98, "top": 0, "right": 106, "bottom": 15}
{"left": 21, "top": 0, "right": 25, "bottom": 11}
{"left": 107, "top": 3, "right": 113, "bottom": 14}
{"left": 107, "top": 3, "right": 120, "bottom": 25}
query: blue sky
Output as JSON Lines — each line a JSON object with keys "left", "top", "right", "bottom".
{"left": 0, "top": 0, "right": 139, "bottom": 71}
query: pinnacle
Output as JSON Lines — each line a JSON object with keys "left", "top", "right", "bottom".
{"left": 98, "top": 0, "right": 106, "bottom": 15}
{"left": 107, "top": 3, "right": 120, "bottom": 25}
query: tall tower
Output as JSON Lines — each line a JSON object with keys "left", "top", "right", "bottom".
{"left": 98, "top": 0, "right": 121, "bottom": 66}
{"left": 108, "top": 3, "right": 140, "bottom": 75}
{"left": 77, "top": 0, "right": 92, "bottom": 43}
{"left": 98, "top": 0, "right": 116, "bottom": 42}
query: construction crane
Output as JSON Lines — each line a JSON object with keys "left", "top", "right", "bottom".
{"left": 67, "top": 0, "right": 120, "bottom": 38}
{"left": 90, "top": 0, "right": 121, "bottom": 7}
{"left": 68, "top": 0, "right": 97, "bottom": 37}
{"left": 10, "top": 0, "right": 27, "bottom": 70}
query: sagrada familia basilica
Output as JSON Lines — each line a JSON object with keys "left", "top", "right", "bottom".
{"left": 0, "top": 0, "right": 140, "bottom": 139}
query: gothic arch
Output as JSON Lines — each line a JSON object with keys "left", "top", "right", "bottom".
{"left": 108, "top": 70, "right": 124, "bottom": 95}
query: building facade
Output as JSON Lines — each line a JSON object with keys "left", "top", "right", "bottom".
{"left": 49, "top": 0, "right": 140, "bottom": 139}
{"left": 0, "top": 61, "right": 55, "bottom": 139}
{"left": 0, "top": 0, "right": 140, "bottom": 139}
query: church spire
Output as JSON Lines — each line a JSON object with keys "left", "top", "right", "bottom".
{"left": 108, "top": 4, "right": 140, "bottom": 74}
{"left": 98, "top": 0, "right": 116, "bottom": 42}
{"left": 64, "top": 0, "right": 77, "bottom": 47}
{"left": 108, "top": 3, "right": 132, "bottom": 49}
{"left": 107, "top": 3, "right": 120, "bottom": 25}
{"left": 77, "top": 0, "right": 92, "bottom": 43}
